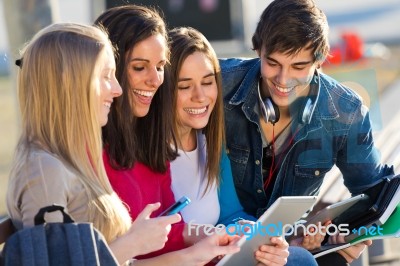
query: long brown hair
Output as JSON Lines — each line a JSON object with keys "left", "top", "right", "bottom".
{"left": 95, "top": 5, "right": 178, "bottom": 172}
{"left": 168, "top": 27, "right": 225, "bottom": 191}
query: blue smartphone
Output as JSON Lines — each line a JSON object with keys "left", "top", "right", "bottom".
{"left": 158, "top": 196, "right": 191, "bottom": 217}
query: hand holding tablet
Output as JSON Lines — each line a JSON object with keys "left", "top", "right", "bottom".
{"left": 216, "top": 196, "right": 317, "bottom": 266}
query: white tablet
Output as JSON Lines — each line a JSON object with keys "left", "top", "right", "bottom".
{"left": 216, "top": 196, "right": 317, "bottom": 266}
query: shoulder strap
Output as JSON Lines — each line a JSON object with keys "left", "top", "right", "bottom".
{"left": 34, "top": 204, "right": 74, "bottom": 225}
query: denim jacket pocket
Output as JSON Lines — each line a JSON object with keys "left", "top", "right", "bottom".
{"left": 226, "top": 145, "right": 249, "bottom": 185}
{"left": 294, "top": 163, "right": 331, "bottom": 178}
{"left": 293, "top": 162, "right": 332, "bottom": 195}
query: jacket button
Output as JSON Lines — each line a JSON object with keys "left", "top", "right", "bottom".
{"left": 315, "top": 170, "right": 320, "bottom": 176}
{"left": 257, "top": 189, "right": 263, "bottom": 193}
{"left": 255, "top": 160, "right": 260, "bottom": 165}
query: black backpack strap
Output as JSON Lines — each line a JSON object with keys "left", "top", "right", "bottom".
{"left": 34, "top": 204, "right": 74, "bottom": 225}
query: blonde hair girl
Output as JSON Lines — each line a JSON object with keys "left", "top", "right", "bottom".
{"left": 7, "top": 22, "right": 180, "bottom": 264}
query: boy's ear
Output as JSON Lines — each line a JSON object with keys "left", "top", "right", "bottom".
{"left": 256, "top": 49, "right": 261, "bottom": 57}
{"left": 315, "top": 60, "right": 323, "bottom": 69}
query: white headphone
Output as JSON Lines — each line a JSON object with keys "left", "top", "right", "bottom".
{"left": 258, "top": 74, "right": 319, "bottom": 125}
{"left": 258, "top": 85, "right": 280, "bottom": 124}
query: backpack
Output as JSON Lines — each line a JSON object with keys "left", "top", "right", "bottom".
{"left": 1, "top": 205, "right": 118, "bottom": 266}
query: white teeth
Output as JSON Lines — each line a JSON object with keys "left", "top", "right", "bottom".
{"left": 133, "top": 89, "right": 155, "bottom": 97}
{"left": 276, "top": 85, "right": 294, "bottom": 93}
{"left": 184, "top": 107, "right": 207, "bottom": 115}
{"left": 104, "top": 102, "right": 111, "bottom": 108}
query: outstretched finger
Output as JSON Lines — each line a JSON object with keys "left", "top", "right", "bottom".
{"left": 136, "top": 202, "right": 161, "bottom": 220}
{"left": 157, "top": 213, "right": 182, "bottom": 226}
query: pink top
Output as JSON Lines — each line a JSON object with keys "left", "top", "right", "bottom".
{"left": 103, "top": 151, "right": 186, "bottom": 258}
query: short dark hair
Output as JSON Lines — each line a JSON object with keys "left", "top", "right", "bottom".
{"left": 252, "top": 0, "right": 329, "bottom": 61}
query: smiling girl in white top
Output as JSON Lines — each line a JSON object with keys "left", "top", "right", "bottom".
{"left": 168, "top": 27, "right": 291, "bottom": 265}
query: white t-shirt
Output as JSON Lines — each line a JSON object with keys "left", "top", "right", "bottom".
{"left": 170, "top": 131, "right": 220, "bottom": 225}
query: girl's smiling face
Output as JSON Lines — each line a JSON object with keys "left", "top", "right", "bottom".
{"left": 126, "top": 34, "right": 167, "bottom": 117}
{"left": 176, "top": 51, "right": 218, "bottom": 133}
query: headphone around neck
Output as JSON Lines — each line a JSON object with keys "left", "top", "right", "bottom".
{"left": 258, "top": 74, "right": 319, "bottom": 125}
{"left": 258, "top": 86, "right": 280, "bottom": 125}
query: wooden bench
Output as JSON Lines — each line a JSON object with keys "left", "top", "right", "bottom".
{"left": 0, "top": 217, "right": 15, "bottom": 248}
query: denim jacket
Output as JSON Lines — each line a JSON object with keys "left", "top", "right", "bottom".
{"left": 220, "top": 57, "right": 394, "bottom": 218}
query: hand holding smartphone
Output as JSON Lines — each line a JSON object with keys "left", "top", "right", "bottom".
{"left": 158, "top": 196, "right": 191, "bottom": 217}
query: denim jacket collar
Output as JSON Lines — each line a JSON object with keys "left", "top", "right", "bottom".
{"left": 228, "top": 59, "right": 261, "bottom": 106}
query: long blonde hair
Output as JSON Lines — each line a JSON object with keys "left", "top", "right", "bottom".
{"left": 11, "top": 23, "right": 131, "bottom": 242}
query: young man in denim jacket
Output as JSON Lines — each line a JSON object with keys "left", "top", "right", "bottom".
{"left": 220, "top": 0, "right": 394, "bottom": 263}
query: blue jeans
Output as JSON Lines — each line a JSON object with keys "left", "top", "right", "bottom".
{"left": 287, "top": 246, "right": 317, "bottom": 266}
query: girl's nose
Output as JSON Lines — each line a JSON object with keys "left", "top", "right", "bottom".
{"left": 146, "top": 68, "right": 163, "bottom": 88}
{"left": 192, "top": 84, "right": 206, "bottom": 102}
